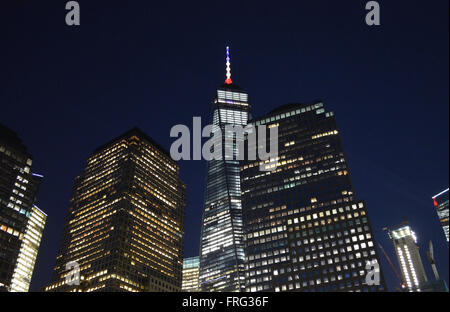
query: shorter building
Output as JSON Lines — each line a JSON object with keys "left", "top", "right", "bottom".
{"left": 432, "top": 188, "right": 449, "bottom": 242}
{"left": 182, "top": 257, "right": 199, "bottom": 292}
{"left": 45, "top": 128, "right": 185, "bottom": 292}
{"left": 387, "top": 222, "right": 428, "bottom": 292}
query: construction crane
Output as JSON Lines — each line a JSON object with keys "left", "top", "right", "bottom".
{"left": 378, "top": 242, "right": 405, "bottom": 289}
{"left": 427, "top": 240, "right": 440, "bottom": 280}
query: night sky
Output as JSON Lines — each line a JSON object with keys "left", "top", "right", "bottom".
{"left": 1, "top": 1, "right": 448, "bottom": 292}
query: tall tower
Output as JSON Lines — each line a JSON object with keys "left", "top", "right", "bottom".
{"left": 45, "top": 128, "right": 185, "bottom": 292}
{"left": 432, "top": 188, "right": 449, "bottom": 242}
{"left": 240, "top": 102, "right": 386, "bottom": 292}
{"left": 387, "top": 222, "right": 428, "bottom": 292}
{"left": 0, "top": 124, "right": 46, "bottom": 292}
{"left": 199, "top": 47, "right": 250, "bottom": 292}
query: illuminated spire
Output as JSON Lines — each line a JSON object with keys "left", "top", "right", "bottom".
{"left": 225, "top": 46, "right": 232, "bottom": 85}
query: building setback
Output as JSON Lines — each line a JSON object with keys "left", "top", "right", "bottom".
{"left": 387, "top": 222, "right": 428, "bottom": 292}
{"left": 240, "top": 102, "right": 386, "bottom": 292}
{"left": 45, "top": 128, "right": 185, "bottom": 292}
{"left": 199, "top": 47, "right": 249, "bottom": 292}
{"left": 182, "top": 256, "right": 200, "bottom": 291}
{"left": 0, "top": 124, "right": 46, "bottom": 292}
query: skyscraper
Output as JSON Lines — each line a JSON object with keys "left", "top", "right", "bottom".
{"left": 199, "top": 47, "right": 249, "bottom": 292}
{"left": 182, "top": 256, "right": 200, "bottom": 291}
{"left": 387, "top": 222, "right": 428, "bottom": 292}
{"left": 240, "top": 102, "right": 386, "bottom": 292}
{"left": 0, "top": 124, "right": 46, "bottom": 292}
{"left": 432, "top": 188, "right": 449, "bottom": 242}
{"left": 45, "top": 128, "right": 185, "bottom": 292}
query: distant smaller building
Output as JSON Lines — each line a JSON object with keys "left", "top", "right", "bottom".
{"left": 432, "top": 188, "right": 449, "bottom": 242}
{"left": 182, "top": 257, "right": 199, "bottom": 292}
{"left": 387, "top": 222, "right": 428, "bottom": 292}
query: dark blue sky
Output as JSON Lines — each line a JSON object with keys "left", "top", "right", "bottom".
{"left": 1, "top": 1, "right": 448, "bottom": 291}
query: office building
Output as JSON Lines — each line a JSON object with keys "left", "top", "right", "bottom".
{"left": 432, "top": 188, "right": 449, "bottom": 242}
{"left": 199, "top": 47, "right": 249, "bottom": 291}
{"left": 182, "top": 256, "right": 200, "bottom": 291}
{"left": 387, "top": 222, "right": 428, "bottom": 292}
{"left": 0, "top": 124, "right": 46, "bottom": 292}
{"left": 45, "top": 128, "right": 185, "bottom": 292}
{"left": 240, "top": 102, "right": 386, "bottom": 292}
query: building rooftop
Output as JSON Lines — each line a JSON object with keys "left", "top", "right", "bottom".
{"left": 0, "top": 124, "right": 28, "bottom": 154}
{"left": 269, "top": 101, "right": 323, "bottom": 114}
{"left": 93, "top": 127, "right": 172, "bottom": 159}
{"left": 218, "top": 83, "right": 242, "bottom": 91}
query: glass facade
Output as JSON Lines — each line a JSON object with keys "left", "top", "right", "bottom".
{"left": 433, "top": 189, "right": 449, "bottom": 242}
{"left": 45, "top": 128, "right": 185, "bottom": 292}
{"left": 0, "top": 124, "right": 46, "bottom": 292}
{"left": 240, "top": 103, "right": 386, "bottom": 292}
{"left": 199, "top": 84, "right": 250, "bottom": 292}
{"left": 182, "top": 256, "right": 199, "bottom": 291}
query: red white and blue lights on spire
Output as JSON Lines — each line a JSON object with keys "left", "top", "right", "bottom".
{"left": 225, "top": 46, "right": 232, "bottom": 85}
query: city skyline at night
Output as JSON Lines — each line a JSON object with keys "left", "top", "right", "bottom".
{"left": 0, "top": 1, "right": 448, "bottom": 293}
